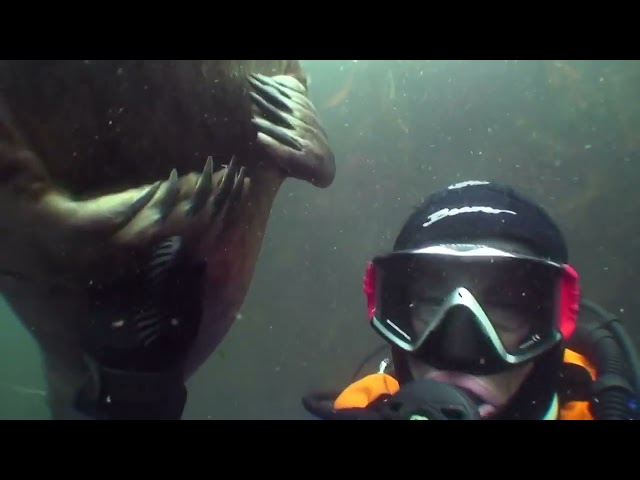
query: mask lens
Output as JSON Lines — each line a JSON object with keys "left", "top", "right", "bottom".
{"left": 372, "top": 248, "right": 563, "bottom": 360}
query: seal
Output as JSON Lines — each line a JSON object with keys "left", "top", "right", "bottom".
{"left": 0, "top": 60, "right": 336, "bottom": 418}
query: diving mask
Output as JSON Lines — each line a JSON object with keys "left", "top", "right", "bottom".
{"left": 364, "top": 244, "right": 580, "bottom": 375}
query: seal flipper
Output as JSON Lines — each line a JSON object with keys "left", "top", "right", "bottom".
{"left": 76, "top": 235, "right": 206, "bottom": 419}
{"left": 247, "top": 73, "right": 335, "bottom": 188}
{"left": 85, "top": 235, "right": 204, "bottom": 370}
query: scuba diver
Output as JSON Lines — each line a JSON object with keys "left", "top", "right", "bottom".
{"left": 68, "top": 235, "right": 207, "bottom": 420}
{"left": 303, "top": 180, "right": 640, "bottom": 420}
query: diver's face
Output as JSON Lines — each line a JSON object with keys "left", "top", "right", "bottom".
{"left": 406, "top": 239, "right": 541, "bottom": 419}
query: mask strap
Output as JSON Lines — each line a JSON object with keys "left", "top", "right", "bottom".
{"left": 363, "top": 261, "right": 376, "bottom": 320}
{"left": 559, "top": 264, "right": 580, "bottom": 339}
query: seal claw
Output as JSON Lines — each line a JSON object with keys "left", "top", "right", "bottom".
{"left": 158, "top": 168, "right": 180, "bottom": 222}
{"left": 248, "top": 74, "right": 293, "bottom": 112}
{"left": 249, "top": 91, "right": 293, "bottom": 129}
{"left": 251, "top": 117, "right": 303, "bottom": 152}
{"left": 112, "top": 180, "right": 162, "bottom": 232}
{"left": 231, "top": 166, "right": 246, "bottom": 205}
{"left": 188, "top": 156, "right": 214, "bottom": 217}
{"left": 211, "top": 156, "right": 238, "bottom": 221}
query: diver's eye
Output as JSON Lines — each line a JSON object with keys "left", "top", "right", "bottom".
{"left": 412, "top": 294, "right": 441, "bottom": 306}
{"left": 410, "top": 302, "right": 440, "bottom": 327}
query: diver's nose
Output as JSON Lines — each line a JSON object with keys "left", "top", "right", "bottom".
{"left": 432, "top": 306, "right": 486, "bottom": 362}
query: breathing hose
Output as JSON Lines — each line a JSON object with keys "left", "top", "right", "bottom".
{"left": 565, "top": 299, "right": 639, "bottom": 420}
